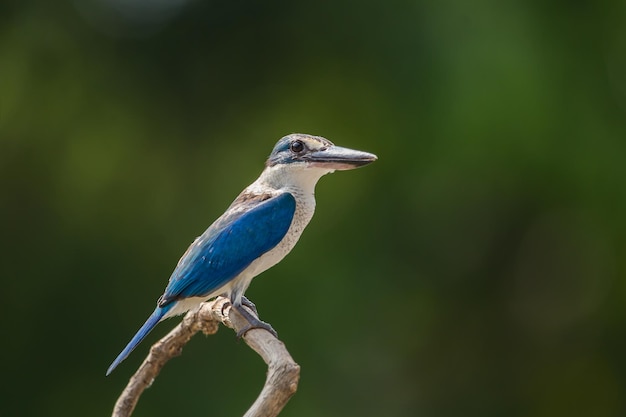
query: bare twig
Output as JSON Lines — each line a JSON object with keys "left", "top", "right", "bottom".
{"left": 111, "top": 297, "right": 300, "bottom": 417}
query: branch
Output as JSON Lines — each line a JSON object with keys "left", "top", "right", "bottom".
{"left": 112, "top": 297, "right": 300, "bottom": 417}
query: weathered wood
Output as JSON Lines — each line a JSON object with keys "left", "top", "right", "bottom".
{"left": 111, "top": 297, "right": 300, "bottom": 417}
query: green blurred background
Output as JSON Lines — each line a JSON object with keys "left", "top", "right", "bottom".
{"left": 2, "top": 0, "right": 626, "bottom": 416}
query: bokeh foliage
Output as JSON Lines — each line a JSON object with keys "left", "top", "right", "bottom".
{"left": 2, "top": 0, "right": 626, "bottom": 416}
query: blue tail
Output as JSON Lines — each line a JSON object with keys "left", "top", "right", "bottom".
{"left": 106, "top": 306, "right": 169, "bottom": 376}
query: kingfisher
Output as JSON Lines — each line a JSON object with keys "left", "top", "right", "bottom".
{"left": 106, "top": 133, "right": 377, "bottom": 375}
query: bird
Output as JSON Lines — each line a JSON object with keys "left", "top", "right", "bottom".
{"left": 106, "top": 133, "right": 377, "bottom": 375}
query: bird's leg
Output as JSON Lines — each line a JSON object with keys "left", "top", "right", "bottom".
{"left": 232, "top": 302, "right": 278, "bottom": 339}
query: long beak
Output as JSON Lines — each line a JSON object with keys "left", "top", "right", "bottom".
{"left": 304, "top": 145, "right": 378, "bottom": 171}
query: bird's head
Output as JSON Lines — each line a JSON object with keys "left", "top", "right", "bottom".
{"left": 266, "top": 134, "right": 377, "bottom": 172}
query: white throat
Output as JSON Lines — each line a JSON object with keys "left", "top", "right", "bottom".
{"left": 255, "top": 164, "right": 334, "bottom": 196}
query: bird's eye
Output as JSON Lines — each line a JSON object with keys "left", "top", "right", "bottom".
{"left": 290, "top": 140, "right": 305, "bottom": 154}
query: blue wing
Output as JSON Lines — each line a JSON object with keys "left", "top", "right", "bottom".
{"left": 107, "top": 192, "right": 296, "bottom": 375}
{"left": 158, "top": 192, "right": 296, "bottom": 307}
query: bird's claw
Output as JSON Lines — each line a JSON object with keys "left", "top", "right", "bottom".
{"left": 233, "top": 303, "right": 278, "bottom": 338}
{"left": 235, "top": 320, "right": 278, "bottom": 339}
{"left": 241, "top": 295, "right": 259, "bottom": 316}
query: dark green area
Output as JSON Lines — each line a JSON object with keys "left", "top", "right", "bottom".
{"left": 2, "top": 1, "right": 626, "bottom": 416}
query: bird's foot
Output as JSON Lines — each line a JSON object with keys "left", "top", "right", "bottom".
{"left": 241, "top": 295, "right": 259, "bottom": 315}
{"left": 233, "top": 303, "right": 278, "bottom": 339}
